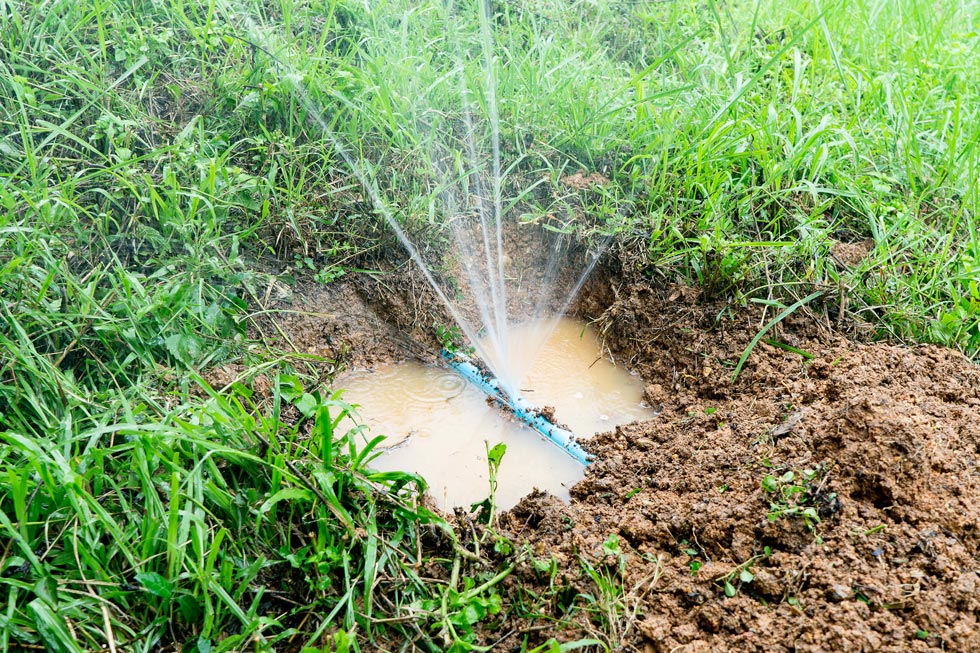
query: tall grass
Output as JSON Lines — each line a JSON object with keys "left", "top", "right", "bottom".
{"left": 0, "top": 1, "right": 449, "bottom": 649}
{"left": 299, "top": 0, "right": 980, "bottom": 354}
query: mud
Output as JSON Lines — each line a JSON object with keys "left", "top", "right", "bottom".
{"left": 333, "top": 318, "right": 655, "bottom": 510}
{"left": 263, "top": 233, "right": 980, "bottom": 652}
{"left": 259, "top": 273, "right": 438, "bottom": 371}
{"left": 259, "top": 214, "right": 599, "bottom": 375}
{"left": 496, "top": 277, "right": 980, "bottom": 652}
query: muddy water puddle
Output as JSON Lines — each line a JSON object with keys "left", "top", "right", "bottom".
{"left": 336, "top": 318, "right": 656, "bottom": 510}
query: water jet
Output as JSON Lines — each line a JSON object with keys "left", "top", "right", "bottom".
{"left": 241, "top": 1, "right": 628, "bottom": 504}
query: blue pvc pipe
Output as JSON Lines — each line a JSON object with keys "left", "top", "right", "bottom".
{"left": 442, "top": 350, "right": 592, "bottom": 465}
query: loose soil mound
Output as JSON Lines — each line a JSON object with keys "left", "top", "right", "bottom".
{"left": 498, "top": 279, "right": 980, "bottom": 652}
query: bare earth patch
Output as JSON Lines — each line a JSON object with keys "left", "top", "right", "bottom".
{"left": 495, "top": 278, "right": 980, "bottom": 652}
{"left": 830, "top": 240, "right": 874, "bottom": 268}
{"left": 561, "top": 171, "right": 611, "bottom": 190}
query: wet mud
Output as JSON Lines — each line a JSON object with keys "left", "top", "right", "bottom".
{"left": 332, "top": 318, "right": 655, "bottom": 511}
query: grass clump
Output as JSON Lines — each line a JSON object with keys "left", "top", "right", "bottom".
{"left": 0, "top": 361, "right": 444, "bottom": 650}
{"left": 297, "top": 0, "right": 980, "bottom": 356}
{"left": 0, "top": 1, "right": 449, "bottom": 649}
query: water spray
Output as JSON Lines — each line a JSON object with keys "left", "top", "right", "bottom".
{"left": 227, "top": 0, "right": 605, "bottom": 465}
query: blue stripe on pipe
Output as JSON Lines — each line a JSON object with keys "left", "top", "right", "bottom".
{"left": 442, "top": 350, "right": 592, "bottom": 465}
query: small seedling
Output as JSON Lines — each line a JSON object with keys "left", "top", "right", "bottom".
{"left": 761, "top": 466, "right": 838, "bottom": 534}
{"left": 419, "top": 575, "right": 505, "bottom": 648}
{"left": 623, "top": 487, "right": 642, "bottom": 500}
{"left": 435, "top": 322, "right": 474, "bottom": 355}
{"left": 470, "top": 442, "right": 507, "bottom": 525}
{"left": 602, "top": 533, "right": 626, "bottom": 576}
{"left": 682, "top": 546, "right": 703, "bottom": 575}
{"left": 294, "top": 254, "right": 316, "bottom": 271}
{"left": 314, "top": 264, "right": 346, "bottom": 284}
{"left": 684, "top": 548, "right": 703, "bottom": 575}
{"left": 716, "top": 550, "right": 769, "bottom": 598}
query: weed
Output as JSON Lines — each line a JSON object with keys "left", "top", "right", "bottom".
{"left": 762, "top": 466, "right": 840, "bottom": 538}
{"left": 418, "top": 574, "right": 505, "bottom": 652}
{"left": 436, "top": 322, "right": 473, "bottom": 355}
{"left": 716, "top": 548, "right": 771, "bottom": 598}
{"left": 572, "top": 535, "right": 662, "bottom": 650}
{"left": 470, "top": 442, "right": 508, "bottom": 525}
{"left": 731, "top": 291, "right": 825, "bottom": 382}
{"left": 313, "top": 264, "right": 347, "bottom": 284}
{"left": 412, "top": 442, "right": 514, "bottom": 651}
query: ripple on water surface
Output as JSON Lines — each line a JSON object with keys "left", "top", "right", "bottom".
{"left": 336, "top": 318, "right": 657, "bottom": 510}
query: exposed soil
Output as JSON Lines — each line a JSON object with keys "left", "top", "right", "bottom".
{"left": 497, "top": 276, "right": 980, "bottom": 652}
{"left": 266, "top": 236, "right": 980, "bottom": 652}
{"left": 260, "top": 215, "right": 598, "bottom": 373}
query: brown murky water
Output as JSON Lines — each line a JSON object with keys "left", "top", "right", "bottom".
{"left": 335, "top": 318, "right": 656, "bottom": 509}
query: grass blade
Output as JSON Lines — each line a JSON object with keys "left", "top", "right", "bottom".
{"left": 731, "top": 291, "right": 824, "bottom": 383}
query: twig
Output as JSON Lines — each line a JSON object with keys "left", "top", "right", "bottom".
{"left": 73, "top": 527, "right": 118, "bottom": 653}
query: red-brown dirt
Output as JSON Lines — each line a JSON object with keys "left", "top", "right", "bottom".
{"left": 493, "top": 278, "right": 980, "bottom": 652}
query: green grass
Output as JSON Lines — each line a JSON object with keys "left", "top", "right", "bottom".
{"left": 229, "top": 0, "right": 980, "bottom": 354}
{"left": 2, "top": 0, "right": 980, "bottom": 650}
